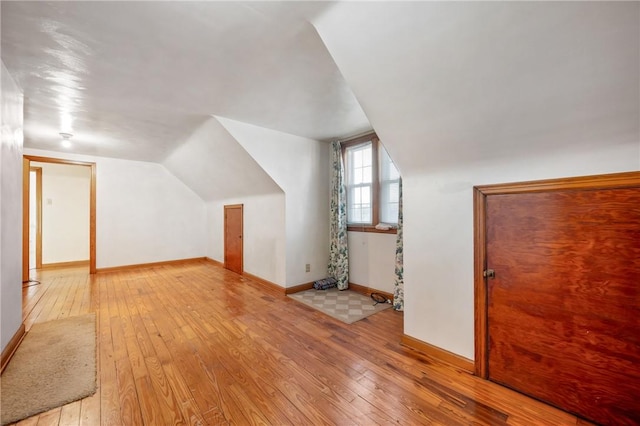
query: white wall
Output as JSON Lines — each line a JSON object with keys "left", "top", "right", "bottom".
{"left": 163, "top": 117, "right": 282, "bottom": 201}
{"left": 314, "top": 2, "right": 640, "bottom": 359}
{"left": 24, "top": 149, "right": 206, "bottom": 269}
{"left": 348, "top": 231, "right": 396, "bottom": 294}
{"left": 32, "top": 162, "right": 91, "bottom": 264}
{"left": 216, "top": 117, "right": 330, "bottom": 287}
{"left": 206, "top": 194, "right": 286, "bottom": 285}
{"left": 163, "top": 116, "right": 289, "bottom": 285}
{"left": 404, "top": 146, "right": 639, "bottom": 359}
{"left": 1, "top": 61, "right": 24, "bottom": 352}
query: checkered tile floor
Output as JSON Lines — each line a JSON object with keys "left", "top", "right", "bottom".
{"left": 288, "top": 288, "right": 392, "bottom": 324}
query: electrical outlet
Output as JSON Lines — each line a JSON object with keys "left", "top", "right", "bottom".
{"left": 305, "top": 263, "right": 311, "bottom": 273}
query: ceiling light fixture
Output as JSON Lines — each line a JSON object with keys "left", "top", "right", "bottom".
{"left": 59, "top": 132, "right": 73, "bottom": 148}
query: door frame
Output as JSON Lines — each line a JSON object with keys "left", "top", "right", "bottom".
{"left": 473, "top": 170, "right": 640, "bottom": 378}
{"left": 22, "top": 155, "right": 97, "bottom": 281}
{"left": 29, "top": 166, "right": 43, "bottom": 269}
{"left": 223, "top": 204, "right": 243, "bottom": 274}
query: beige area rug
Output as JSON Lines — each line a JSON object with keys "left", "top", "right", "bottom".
{"left": 1, "top": 313, "right": 97, "bottom": 425}
{"left": 288, "top": 288, "right": 392, "bottom": 324}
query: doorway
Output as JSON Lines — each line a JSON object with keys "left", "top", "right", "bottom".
{"left": 224, "top": 204, "right": 243, "bottom": 275}
{"left": 22, "top": 155, "right": 97, "bottom": 282}
{"left": 473, "top": 171, "right": 640, "bottom": 425}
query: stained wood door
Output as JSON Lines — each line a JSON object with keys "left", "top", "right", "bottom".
{"left": 224, "top": 204, "right": 243, "bottom": 275}
{"left": 484, "top": 186, "right": 640, "bottom": 425}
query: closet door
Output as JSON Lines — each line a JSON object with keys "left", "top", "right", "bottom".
{"left": 224, "top": 204, "right": 243, "bottom": 275}
{"left": 480, "top": 180, "right": 640, "bottom": 425}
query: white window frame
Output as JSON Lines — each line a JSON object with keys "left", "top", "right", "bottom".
{"left": 341, "top": 133, "right": 400, "bottom": 234}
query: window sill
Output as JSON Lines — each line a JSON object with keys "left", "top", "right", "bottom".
{"left": 347, "top": 225, "right": 398, "bottom": 235}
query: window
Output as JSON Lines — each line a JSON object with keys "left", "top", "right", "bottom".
{"left": 379, "top": 145, "right": 400, "bottom": 223}
{"left": 345, "top": 142, "right": 373, "bottom": 224}
{"left": 343, "top": 133, "right": 400, "bottom": 233}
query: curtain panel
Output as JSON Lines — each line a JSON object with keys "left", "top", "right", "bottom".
{"left": 393, "top": 178, "right": 404, "bottom": 311}
{"left": 328, "top": 141, "right": 349, "bottom": 290}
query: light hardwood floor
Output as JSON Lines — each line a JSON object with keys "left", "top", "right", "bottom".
{"left": 10, "top": 260, "right": 590, "bottom": 425}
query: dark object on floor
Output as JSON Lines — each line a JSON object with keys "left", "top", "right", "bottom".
{"left": 313, "top": 277, "right": 337, "bottom": 290}
{"left": 371, "top": 293, "right": 389, "bottom": 305}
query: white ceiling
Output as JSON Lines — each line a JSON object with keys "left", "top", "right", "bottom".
{"left": 1, "top": 1, "right": 371, "bottom": 162}
{"left": 314, "top": 1, "right": 640, "bottom": 174}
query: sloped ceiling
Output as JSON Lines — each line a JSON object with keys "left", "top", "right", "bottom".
{"left": 1, "top": 1, "right": 369, "bottom": 162}
{"left": 3, "top": 2, "right": 637, "bottom": 172}
{"left": 163, "top": 117, "right": 281, "bottom": 202}
{"left": 313, "top": 2, "right": 640, "bottom": 175}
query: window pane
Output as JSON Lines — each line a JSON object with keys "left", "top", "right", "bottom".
{"left": 381, "top": 202, "right": 399, "bottom": 224}
{"left": 380, "top": 143, "right": 400, "bottom": 181}
{"left": 362, "top": 145, "right": 372, "bottom": 167}
{"left": 352, "top": 207, "right": 361, "bottom": 222}
{"left": 379, "top": 144, "right": 400, "bottom": 224}
{"left": 379, "top": 181, "right": 399, "bottom": 224}
{"left": 388, "top": 181, "right": 399, "bottom": 201}
{"left": 362, "top": 165, "right": 371, "bottom": 184}
{"left": 363, "top": 207, "right": 371, "bottom": 223}
{"left": 347, "top": 185, "right": 371, "bottom": 224}
{"left": 346, "top": 142, "right": 374, "bottom": 224}
{"left": 361, "top": 186, "right": 370, "bottom": 205}
{"left": 353, "top": 149, "right": 362, "bottom": 169}
{"left": 353, "top": 187, "right": 361, "bottom": 204}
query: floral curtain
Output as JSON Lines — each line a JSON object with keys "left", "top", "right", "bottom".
{"left": 328, "top": 141, "right": 349, "bottom": 290}
{"left": 393, "top": 178, "right": 404, "bottom": 311}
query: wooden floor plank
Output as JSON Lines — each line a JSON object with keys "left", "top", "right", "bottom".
{"left": 161, "top": 363, "right": 208, "bottom": 425}
{"left": 24, "top": 276, "right": 61, "bottom": 327}
{"left": 11, "top": 261, "right": 592, "bottom": 426}
{"left": 14, "top": 417, "right": 39, "bottom": 426}
{"left": 133, "top": 376, "right": 169, "bottom": 426}
{"left": 57, "top": 400, "right": 81, "bottom": 426}
{"left": 97, "top": 276, "right": 122, "bottom": 426}
{"left": 34, "top": 407, "right": 61, "bottom": 426}
{"left": 143, "top": 356, "right": 186, "bottom": 426}
{"left": 78, "top": 390, "right": 100, "bottom": 426}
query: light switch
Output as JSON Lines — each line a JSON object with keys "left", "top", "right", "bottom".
{"left": 47, "top": 198, "right": 52, "bottom": 205}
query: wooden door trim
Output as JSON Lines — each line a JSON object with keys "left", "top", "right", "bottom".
{"left": 473, "top": 187, "right": 488, "bottom": 378}
{"left": 23, "top": 155, "right": 97, "bottom": 277}
{"left": 224, "top": 204, "right": 243, "bottom": 274}
{"left": 30, "top": 166, "right": 43, "bottom": 269}
{"left": 473, "top": 170, "right": 640, "bottom": 378}
{"left": 475, "top": 170, "right": 640, "bottom": 195}
{"left": 22, "top": 158, "right": 29, "bottom": 281}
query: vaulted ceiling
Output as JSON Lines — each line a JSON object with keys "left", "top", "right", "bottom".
{"left": 1, "top": 1, "right": 370, "bottom": 161}
{"left": 2, "top": 1, "right": 638, "bottom": 171}
{"left": 314, "top": 1, "right": 639, "bottom": 174}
